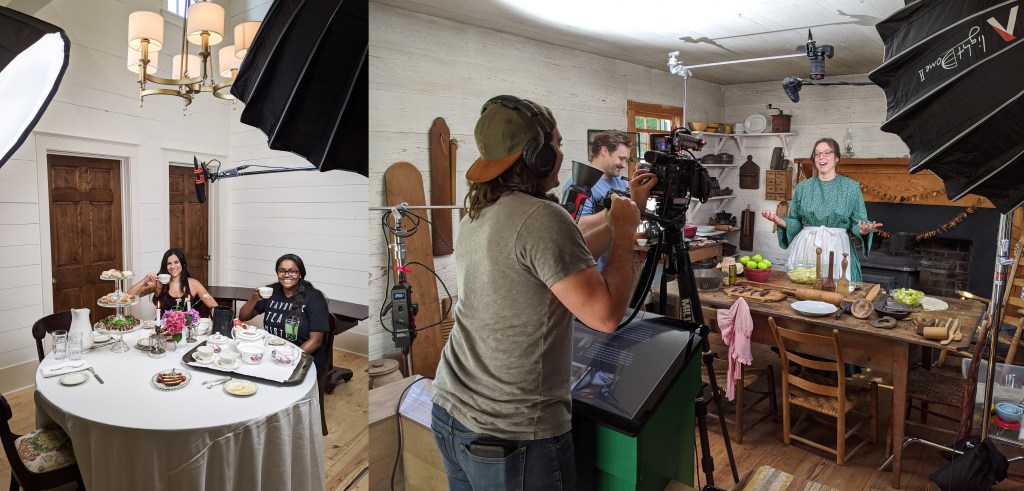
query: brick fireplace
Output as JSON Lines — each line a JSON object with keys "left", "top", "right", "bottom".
{"left": 864, "top": 202, "right": 999, "bottom": 298}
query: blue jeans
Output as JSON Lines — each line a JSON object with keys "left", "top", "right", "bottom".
{"left": 431, "top": 404, "right": 576, "bottom": 491}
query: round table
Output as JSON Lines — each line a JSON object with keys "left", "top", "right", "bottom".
{"left": 34, "top": 330, "right": 325, "bottom": 490}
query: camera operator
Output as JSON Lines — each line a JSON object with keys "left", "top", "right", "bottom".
{"left": 562, "top": 130, "right": 658, "bottom": 269}
{"left": 431, "top": 96, "right": 641, "bottom": 490}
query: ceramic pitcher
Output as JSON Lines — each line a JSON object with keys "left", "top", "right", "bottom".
{"left": 70, "top": 308, "right": 94, "bottom": 351}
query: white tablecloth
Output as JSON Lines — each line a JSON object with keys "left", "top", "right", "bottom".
{"left": 34, "top": 333, "right": 325, "bottom": 491}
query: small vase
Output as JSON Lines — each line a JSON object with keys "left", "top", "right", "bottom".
{"left": 148, "top": 334, "right": 167, "bottom": 358}
{"left": 70, "top": 308, "right": 94, "bottom": 351}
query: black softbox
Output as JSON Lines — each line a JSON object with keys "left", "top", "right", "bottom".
{"left": 869, "top": 0, "right": 1024, "bottom": 212}
{"left": 0, "top": 7, "right": 69, "bottom": 169}
{"left": 230, "top": 0, "right": 367, "bottom": 177}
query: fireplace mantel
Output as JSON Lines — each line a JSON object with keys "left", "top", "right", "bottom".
{"left": 794, "top": 157, "right": 994, "bottom": 208}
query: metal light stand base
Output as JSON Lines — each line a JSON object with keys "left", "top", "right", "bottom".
{"left": 652, "top": 222, "right": 740, "bottom": 486}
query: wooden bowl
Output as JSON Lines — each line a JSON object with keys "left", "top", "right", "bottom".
{"left": 688, "top": 121, "right": 708, "bottom": 132}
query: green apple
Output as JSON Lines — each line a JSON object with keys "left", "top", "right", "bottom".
{"left": 764, "top": 260, "right": 772, "bottom": 268}
{"left": 740, "top": 255, "right": 750, "bottom": 264}
{"left": 758, "top": 261, "right": 770, "bottom": 270}
{"left": 752, "top": 254, "right": 763, "bottom": 263}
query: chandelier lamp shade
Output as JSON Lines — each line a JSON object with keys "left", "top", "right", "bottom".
{"left": 0, "top": 7, "right": 70, "bottom": 170}
{"left": 126, "top": 1, "right": 259, "bottom": 109}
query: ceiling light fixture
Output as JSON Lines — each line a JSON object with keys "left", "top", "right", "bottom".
{"left": 126, "top": 1, "right": 259, "bottom": 111}
{"left": 0, "top": 7, "right": 70, "bottom": 169}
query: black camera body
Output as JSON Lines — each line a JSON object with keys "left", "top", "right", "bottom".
{"left": 643, "top": 150, "right": 697, "bottom": 201}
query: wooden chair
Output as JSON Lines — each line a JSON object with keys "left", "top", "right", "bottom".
{"left": 317, "top": 315, "right": 338, "bottom": 437}
{"left": 768, "top": 317, "right": 878, "bottom": 465}
{"left": 1, "top": 394, "right": 84, "bottom": 491}
{"left": 701, "top": 332, "right": 778, "bottom": 444}
{"left": 31, "top": 311, "right": 71, "bottom": 362}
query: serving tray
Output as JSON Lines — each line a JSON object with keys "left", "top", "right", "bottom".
{"left": 180, "top": 341, "right": 312, "bottom": 385}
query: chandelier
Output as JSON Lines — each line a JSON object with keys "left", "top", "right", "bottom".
{"left": 126, "top": 1, "right": 260, "bottom": 110}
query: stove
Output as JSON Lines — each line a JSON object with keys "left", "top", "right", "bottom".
{"left": 859, "top": 252, "right": 920, "bottom": 291}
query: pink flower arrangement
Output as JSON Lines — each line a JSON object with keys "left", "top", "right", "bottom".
{"left": 161, "top": 309, "right": 200, "bottom": 342}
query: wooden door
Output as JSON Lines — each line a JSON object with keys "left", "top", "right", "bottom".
{"left": 168, "top": 165, "right": 210, "bottom": 286}
{"left": 48, "top": 155, "right": 123, "bottom": 325}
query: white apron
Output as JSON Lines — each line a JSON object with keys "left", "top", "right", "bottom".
{"left": 787, "top": 226, "right": 852, "bottom": 283}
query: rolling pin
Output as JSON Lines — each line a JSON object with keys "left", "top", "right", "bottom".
{"left": 736, "top": 281, "right": 845, "bottom": 306}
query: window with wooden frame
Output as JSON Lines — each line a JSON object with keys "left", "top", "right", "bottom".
{"left": 626, "top": 100, "right": 684, "bottom": 162}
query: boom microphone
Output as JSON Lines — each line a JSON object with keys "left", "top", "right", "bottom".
{"left": 193, "top": 156, "right": 207, "bottom": 204}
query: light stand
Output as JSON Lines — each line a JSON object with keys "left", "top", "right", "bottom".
{"left": 981, "top": 210, "right": 1018, "bottom": 438}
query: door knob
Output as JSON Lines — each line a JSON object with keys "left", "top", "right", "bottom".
{"left": 52, "top": 278, "right": 57, "bottom": 285}
{"left": 203, "top": 255, "right": 211, "bottom": 260}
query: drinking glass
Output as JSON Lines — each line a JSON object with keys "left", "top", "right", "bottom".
{"left": 284, "top": 316, "right": 300, "bottom": 342}
{"left": 68, "top": 332, "right": 82, "bottom": 361}
{"left": 52, "top": 330, "right": 68, "bottom": 360}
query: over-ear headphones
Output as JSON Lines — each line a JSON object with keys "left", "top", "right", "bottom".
{"left": 481, "top": 95, "right": 557, "bottom": 177}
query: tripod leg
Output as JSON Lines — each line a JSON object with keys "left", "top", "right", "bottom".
{"left": 694, "top": 385, "right": 716, "bottom": 487}
{"left": 675, "top": 242, "right": 740, "bottom": 483}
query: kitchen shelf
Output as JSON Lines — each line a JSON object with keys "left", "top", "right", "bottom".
{"left": 689, "top": 194, "right": 735, "bottom": 216}
{"left": 692, "top": 132, "right": 794, "bottom": 158}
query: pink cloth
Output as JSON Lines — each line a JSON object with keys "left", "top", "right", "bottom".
{"left": 717, "top": 297, "right": 754, "bottom": 401}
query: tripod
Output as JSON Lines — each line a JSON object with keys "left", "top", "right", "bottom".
{"left": 641, "top": 216, "right": 740, "bottom": 488}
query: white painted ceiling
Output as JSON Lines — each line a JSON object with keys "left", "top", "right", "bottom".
{"left": 371, "top": 0, "right": 907, "bottom": 85}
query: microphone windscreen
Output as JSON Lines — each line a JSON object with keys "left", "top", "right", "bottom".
{"left": 782, "top": 77, "right": 802, "bottom": 103}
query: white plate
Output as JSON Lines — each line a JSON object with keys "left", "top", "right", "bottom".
{"left": 791, "top": 300, "right": 838, "bottom": 317}
{"left": 60, "top": 372, "right": 88, "bottom": 386}
{"left": 264, "top": 335, "right": 289, "bottom": 348}
{"left": 93, "top": 333, "right": 111, "bottom": 343}
{"left": 744, "top": 114, "right": 768, "bottom": 134}
{"left": 696, "top": 225, "right": 716, "bottom": 233}
{"left": 223, "top": 380, "right": 258, "bottom": 397}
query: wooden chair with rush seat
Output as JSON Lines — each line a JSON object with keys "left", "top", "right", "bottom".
{"left": 1, "top": 394, "right": 84, "bottom": 491}
{"left": 31, "top": 311, "right": 71, "bottom": 362}
{"left": 701, "top": 332, "right": 778, "bottom": 444}
{"left": 768, "top": 317, "right": 878, "bottom": 465}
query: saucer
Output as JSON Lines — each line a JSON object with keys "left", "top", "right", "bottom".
{"left": 60, "top": 372, "right": 88, "bottom": 386}
{"left": 93, "top": 333, "right": 111, "bottom": 343}
{"left": 191, "top": 352, "right": 214, "bottom": 365}
{"left": 264, "top": 335, "right": 288, "bottom": 347}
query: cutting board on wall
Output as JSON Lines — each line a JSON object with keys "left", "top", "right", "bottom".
{"left": 384, "top": 161, "right": 444, "bottom": 378}
{"left": 429, "top": 118, "right": 455, "bottom": 256}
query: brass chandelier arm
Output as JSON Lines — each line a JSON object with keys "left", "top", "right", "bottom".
{"left": 212, "top": 80, "right": 234, "bottom": 100}
{"left": 144, "top": 72, "right": 203, "bottom": 87}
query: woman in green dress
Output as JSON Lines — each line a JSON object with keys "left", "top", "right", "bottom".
{"left": 761, "top": 137, "right": 883, "bottom": 284}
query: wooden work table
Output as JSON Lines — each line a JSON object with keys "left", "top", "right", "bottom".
{"left": 659, "top": 271, "right": 985, "bottom": 488}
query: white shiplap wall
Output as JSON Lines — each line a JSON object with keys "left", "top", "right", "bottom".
{"left": 224, "top": 0, "right": 369, "bottom": 352}
{"left": 710, "top": 77, "right": 910, "bottom": 268}
{"left": 367, "top": 4, "right": 724, "bottom": 359}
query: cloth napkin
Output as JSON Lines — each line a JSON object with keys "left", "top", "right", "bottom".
{"left": 41, "top": 361, "right": 92, "bottom": 377}
{"left": 717, "top": 297, "right": 754, "bottom": 401}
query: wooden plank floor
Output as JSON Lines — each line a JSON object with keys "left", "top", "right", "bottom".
{"left": 1, "top": 350, "right": 369, "bottom": 491}
{"left": 694, "top": 348, "right": 1024, "bottom": 490}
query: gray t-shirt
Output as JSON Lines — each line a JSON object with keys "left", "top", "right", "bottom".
{"left": 432, "top": 192, "right": 597, "bottom": 440}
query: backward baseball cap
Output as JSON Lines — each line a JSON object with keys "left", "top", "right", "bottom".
{"left": 466, "top": 96, "right": 557, "bottom": 183}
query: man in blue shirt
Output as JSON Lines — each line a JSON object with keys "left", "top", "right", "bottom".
{"left": 564, "top": 130, "right": 656, "bottom": 269}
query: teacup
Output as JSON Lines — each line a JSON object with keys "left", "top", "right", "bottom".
{"left": 637, "top": 239, "right": 648, "bottom": 247}
{"left": 157, "top": 273, "right": 171, "bottom": 283}
{"left": 216, "top": 352, "right": 239, "bottom": 368}
{"left": 194, "top": 346, "right": 214, "bottom": 363}
{"left": 197, "top": 318, "right": 213, "bottom": 335}
{"left": 258, "top": 286, "right": 273, "bottom": 299}
{"left": 238, "top": 345, "right": 264, "bottom": 365}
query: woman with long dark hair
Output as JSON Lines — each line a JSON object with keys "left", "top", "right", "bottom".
{"left": 127, "top": 248, "right": 218, "bottom": 313}
{"left": 238, "top": 254, "right": 330, "bottom": 373}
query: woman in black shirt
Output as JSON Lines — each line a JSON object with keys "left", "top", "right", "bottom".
{"left": 239, "top": 254, "right": 330, "bottom": 373}
{"left": 127, "top": 248, "right": 218, "bottom": 314}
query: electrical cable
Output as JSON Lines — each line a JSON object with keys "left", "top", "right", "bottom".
{"left": 407, "top": 261, "right": 453, "bottom": 331}
{"left": 402, "top": 210, "right": 455, "bottom": 254}
{"left": 391, "top": 376, "right": 433, "bottom": 491}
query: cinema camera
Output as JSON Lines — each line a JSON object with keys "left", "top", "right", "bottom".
{"left": 640, "top": 128, "right": 713, "bottom": 221}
